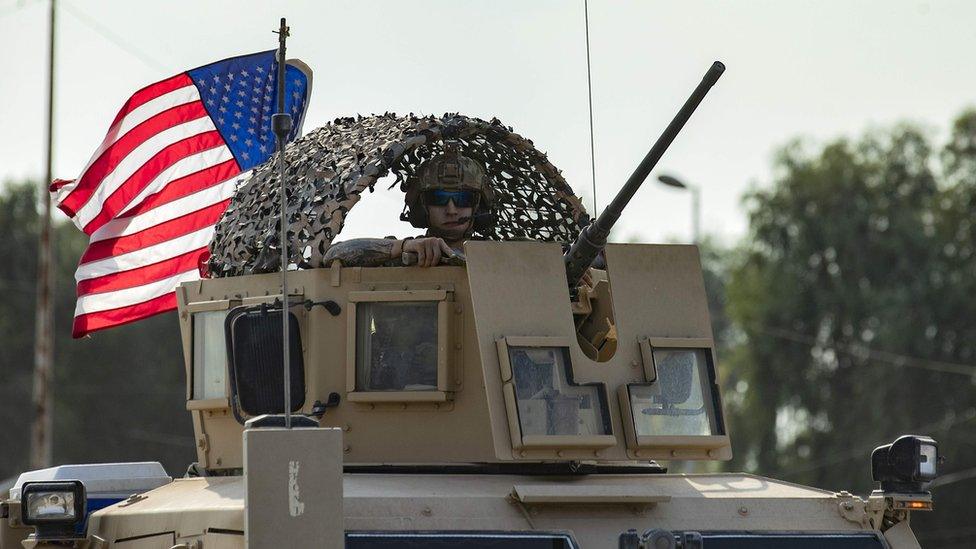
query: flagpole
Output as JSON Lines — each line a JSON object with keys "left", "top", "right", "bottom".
{"left": 273, "top": 18, "right": 293, "bottom": 429}
{"left": 31, "top": 0, "right": 57, "bottom": 470}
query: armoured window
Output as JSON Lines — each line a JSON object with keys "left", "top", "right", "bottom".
{"left": 346, "top": 532, "right": 578, "bottom": 548}
{"left": 695, "top": 532, "right": 887, "bottom": 548}
{"left": 507, "top": 346, "right": 612, "bottom": 437}
{"left": 192, "top": 310, "right": 228, "bottom": 400}
{"left": 355, "top": 302, "right": 438, "bottom": 391}
{"left": 345, "top": 290, "right": 452, "bottom": 403}
{"left": 629, "top": 348, "right": 716, "bottom": 436}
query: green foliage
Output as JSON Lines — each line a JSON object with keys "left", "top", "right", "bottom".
{"left": 720, "top": 111, "right": 976, "bottom": 545}
{"left": 0, "top": 181, "right": 192, "bottom": 484}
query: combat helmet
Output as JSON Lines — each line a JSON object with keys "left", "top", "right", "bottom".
{"left": 402, "top": 141, "right": 495, "bottom": 231}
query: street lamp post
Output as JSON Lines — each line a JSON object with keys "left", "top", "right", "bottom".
{"left": 657, "top": 174, "right": 701, "bottom": 244}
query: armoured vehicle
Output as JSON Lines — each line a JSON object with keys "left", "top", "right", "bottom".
{"left": 1, "top": 63, "right": 941, "bottom": 548}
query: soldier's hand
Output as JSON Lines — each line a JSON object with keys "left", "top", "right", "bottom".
{"left": 403, "top": 237, "right": 455, "bottom": 267}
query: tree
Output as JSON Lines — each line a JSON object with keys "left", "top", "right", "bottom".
{"left": 0, "top": 181, "right": 194, "bottom": 484}
{"left": 722, "top": 112, "right": 976, "bottom": 545}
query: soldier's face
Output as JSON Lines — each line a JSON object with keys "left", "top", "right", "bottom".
{"left": 426, "top": 198, "right": 473, "bottom": 241}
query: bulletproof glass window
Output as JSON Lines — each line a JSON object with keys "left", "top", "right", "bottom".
{"left": 226, "top": 305, "right": 305, "bottom": 420}
{"left": 192, "top": 310, "right": 228, "bottom": 400}
{"left": 346, "top": 532, "right": 578, "bottom": 549}
{"left": 355, "top": 302, "right": 438, "bottom": 391}
{"left": 629, "top": 348, "right": 717, "bottom": 436}
{"left": 508, "top": 346, "right": 612, "bottom": 437}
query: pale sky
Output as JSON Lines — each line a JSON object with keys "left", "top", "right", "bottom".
{"left": 2, "top": 0, "right": 974, "bottom": 245}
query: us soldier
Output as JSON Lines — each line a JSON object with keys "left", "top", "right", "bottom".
{"left": 323, "top": 142, "right": 494, "bottom": 268}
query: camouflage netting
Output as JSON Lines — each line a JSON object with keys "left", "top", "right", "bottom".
{"left": 208, "top": 113, "right": 590, "bottom": 277}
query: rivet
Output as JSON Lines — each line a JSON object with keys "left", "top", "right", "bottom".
{"left": 369, "top": 403, "right": 375, "bottom": 410}
{"left": 215, "top": 457, "right": 222, "bottom": 466}
{"left": 520, "top": 450, "right": 527, "bottom": 457}
{"left": 738, "top": 506, "right": 748, "bottom": 516}
{"left": 455, "top": 305, "right": 462, "bottom": 314}
{"left": 707, "top": 449, "right": 716, "bottom": 458}
{"left": 593, "top": 450, "right": 601, "bottom": 457}
{"left": 631, "top": 360, "right": 639, "bottom": 368}
{"left": 401, "top": 403, "right": 408, "bottom": 410}
{"left": 403, "top": 285, "right": 409, "bottom": 290}
{"left": 369, "top": 285, "right": 376, "bottom": 290}
{"left": 529, "top": 507, "right": 539, "bottom": 516}
{"left": 557, "top": 450, "right": 565, "bottom": 457}
{"left": 843, "top": 502, "right": 854, "bottom": 510}
{"left": 433, "top": 403, "right": 440, "bottom": 409}
{"left": 343, "top": 424, "right": 351, "bottom": 432}
{"left": 421, "top": 507, "right": 432, "bottom": 516}
{"left": 434, "top": 285, "right": 441, "bottom": 290}
{"left": 344, "top": 445, "right": 351, "bottom": 454}
{"left": 671, "top": 450, "right": 678, "bottom": 457}
{"left": 455, "top": 343, "right": 462, "bottom": 350}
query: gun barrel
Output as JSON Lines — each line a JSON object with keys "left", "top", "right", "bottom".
{"left": 564, "top": 61, "right": 725, "bottom": 287}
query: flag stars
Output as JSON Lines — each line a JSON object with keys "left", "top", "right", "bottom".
{"left": 242, "top": 152, "right": 250, "bottom": 161}
{"left": 236, "top": 100, "right": 244, "bottom": 108}
{"left": 256, "top": 66, "right": 264, "bottom": 73}
{"left": 235, "top": 111, "right": 243, "bottom": 119}
{"left": 232, "top": 122, "right": 240, "bottom": 130}
{"left": 244, "top": 138, "right": 253, "bottom": 147}
{"left": 224, "top": 84, "right": 231, "bottom": 92}
{"left": 213, "top": 74, "right": 221, "bottom": 82}
{"left": 227, "top": 73, "right": 234, "bottom": 81}
{"left": 238, "top": 90, "right": 247, "bottom": 97}
{"left": 240, "top": 69, "right": 249, "bottom": 78}
{"left": 294, "top": 78, "right": 302, "bottom": 87}
{"left": 248, "top": 127, "right": 256, "bottom": 135}
{"left": 209, "top": 86, "right": 217, "bottom": 94}
{"left": 229, "top": 134, "right": 238, "bottom": 142}
{"left": 259, "top": 144, "right": 268, "bottom": 153}
{"left": 206, "top": 98, "right": 215, "bottom": 106}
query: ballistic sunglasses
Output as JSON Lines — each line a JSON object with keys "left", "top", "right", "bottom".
{"left": 423, "top": 189, "right": 478, "bottom": 208}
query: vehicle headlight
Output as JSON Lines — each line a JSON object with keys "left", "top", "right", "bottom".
{"left": 20, "top": 480, "right": 86, "bottom": 538}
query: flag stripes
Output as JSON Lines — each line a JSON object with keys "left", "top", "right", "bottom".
{"left": 54, "top": 50, "right": 311, "bottom": 337}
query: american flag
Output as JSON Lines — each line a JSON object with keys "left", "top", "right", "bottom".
{"left": 52, "top": 50, "right": 311, "bottom": 338}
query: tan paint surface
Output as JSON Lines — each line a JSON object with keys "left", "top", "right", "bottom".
{"left": 86, "top": 472, "right": 869, "bottom": 548}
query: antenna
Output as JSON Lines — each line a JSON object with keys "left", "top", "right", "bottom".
{"left": 272, "top": 17, "right": 293, "bottom": 429}
{"left": 583, "top": 0, "right": 598, "bottom": 216}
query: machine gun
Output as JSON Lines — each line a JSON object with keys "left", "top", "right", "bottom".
{"left": 564, "top": 61, "right": 726, "bottom": 288}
